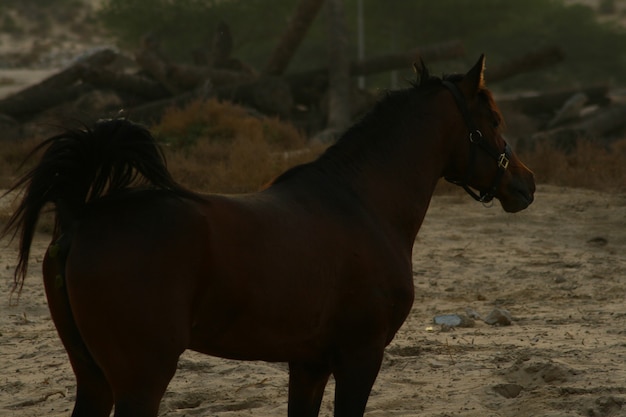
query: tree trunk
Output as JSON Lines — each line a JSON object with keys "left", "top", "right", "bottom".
{"left": 264, "top": 0, "right": 326, "bottom": 76}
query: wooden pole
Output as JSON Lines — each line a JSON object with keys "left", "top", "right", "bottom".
{"left": 326, "top": 0, "right": 351, "bottom": 132}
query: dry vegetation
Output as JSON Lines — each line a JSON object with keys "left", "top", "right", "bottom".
{"left": 153, "top": 99, "right": 324, "bottom": 193}
{"left": 518, "top": 137, "right": 626, "bottom": 192}
{"left": 1, "top": 98, "right": 625, "bottom": 198}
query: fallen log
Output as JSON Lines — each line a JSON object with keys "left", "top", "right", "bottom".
{"left": 290, "top": 40, "right": 464, "bottom": 81}
{"left": 545, "top": 92, "right": 588, "bottom": 129}
{"left": 351, "top": 40, "right": 465, "bottom": 76}
{"left": 125, "top": 81, "right": 214, "bottom": 124}
{"left": 135, "top": 31, "right": 256, "bottom": 93}
{"left": 168, "top": 65, "right": 257, "bottom": 90}
{"left": 0, "top": 48, "right": 116, "bottom": 119}
{"left": 126, "top": 75, "right": 294, "bottom": 123}
{"left": 519, "top": 103, "right": 626, "bottom": 152}
{"left": 488, "top": 46, "right": 564, "bottom": 83}
{"left": 216, "top": 76, "right": 293, "bottom": 118}
{"left": 80, "top": 66, "right": 170, "bottom": 100}
{"left": 576, "top": 103, "right": 626, "bottom": 136}
{"left": 286, "top": 41, "right": 465, "bottom": 104}
{"left": 499, "top": 85, "right": 610, "bottom": 117}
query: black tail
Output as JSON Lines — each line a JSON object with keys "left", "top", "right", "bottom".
{"left": 2, "top": 118, "right": 196, "bottom": 293}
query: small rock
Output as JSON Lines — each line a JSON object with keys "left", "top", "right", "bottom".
{"left": 484, "top": 308, "right": 513, "bottom": 326}
{"left": 433, "top": 314, "right": 474, "bottom": 328}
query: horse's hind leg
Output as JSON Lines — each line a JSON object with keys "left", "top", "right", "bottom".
{"left": 43, "top": 257, "right": 113, "bottom": 417}
{"left": 287, "top": 360, "right": 332, "bottom": 417}
{"left": 70, "top": 364, "right": 113, "bottom": 417}
{"left": 106, "top": 352, "right": 180, "bottom": 417}
{"left": 76, "top": 306, "right": 186, "bottom": 416}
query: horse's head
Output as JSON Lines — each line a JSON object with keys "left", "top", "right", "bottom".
{"left": 429, "top": 55, "right": 535, "bottom": 213}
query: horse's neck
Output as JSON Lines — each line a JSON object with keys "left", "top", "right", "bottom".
{"left": 317, "top": 126, "right": 447, "bottom": 248}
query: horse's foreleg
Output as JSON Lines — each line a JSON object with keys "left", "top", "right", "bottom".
{"left": 287, "top": 360, "right": 332, "bottom": 417}
{"left": 331, "top": 345, "right": 385, "bottom": 417}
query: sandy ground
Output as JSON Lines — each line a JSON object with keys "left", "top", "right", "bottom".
{"left": 1, "top": 184, "right": 625, "bottom": 417}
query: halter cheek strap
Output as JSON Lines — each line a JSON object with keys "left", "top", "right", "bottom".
{"left": 441, "top": 80, "right": 511, "bottom": 204}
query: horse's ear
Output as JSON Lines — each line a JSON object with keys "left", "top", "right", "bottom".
{"left": 413, "top": 58, "right": 429, "bottom": 86}
{"left": 460, "top": 54, "right": 486, "bottom": 98}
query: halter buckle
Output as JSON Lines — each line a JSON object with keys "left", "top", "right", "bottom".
{"left": 497, "top": 153, "right": 510, "bottom": 170}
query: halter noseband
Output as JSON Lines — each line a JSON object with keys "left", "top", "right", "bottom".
{"left": 442, "top": 80, "right": 511, "bottom": 204}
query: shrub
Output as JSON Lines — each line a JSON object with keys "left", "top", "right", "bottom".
{"left": 519, "top": 137, "right": 626, "bottom": 191}
{"left": 154, "top": 99, "right": 323, "bottom": 193}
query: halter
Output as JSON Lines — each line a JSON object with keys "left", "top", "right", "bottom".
{"left": 442, "top": 80, "right": 511, "bottom": 204}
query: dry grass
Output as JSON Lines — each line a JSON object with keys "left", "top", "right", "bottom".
{"left": 519, "top": 137, "right": 626, "bottom": 192}
{"left": 154, "top": 99, "right": 325, "bottom": 193}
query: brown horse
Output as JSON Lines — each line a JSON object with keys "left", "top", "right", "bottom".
{"left": 3, "top": 56, "right": 534, "bottom": 417}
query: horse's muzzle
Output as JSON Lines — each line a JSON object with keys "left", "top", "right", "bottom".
{"left": 499, "top": 173, "right": 535, "bottom": 213}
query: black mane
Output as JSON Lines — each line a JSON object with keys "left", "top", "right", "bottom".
{"left": 271, "top": 74, "right": 449, "bottom": 187}
{"left": 317, "top": 75, "right": 449, "bottom": 166}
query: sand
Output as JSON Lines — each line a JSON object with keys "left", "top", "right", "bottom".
{"left": 1, "top": 184, "right": 625, "bottom": 417}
